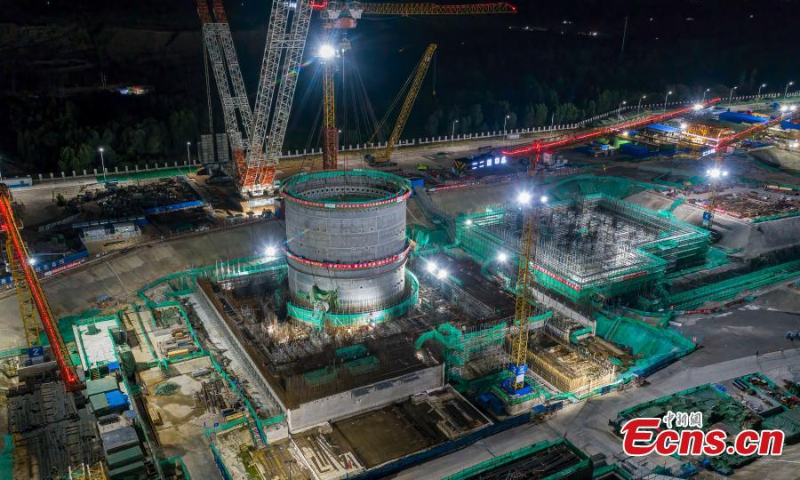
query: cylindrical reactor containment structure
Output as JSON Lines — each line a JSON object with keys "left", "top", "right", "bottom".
{"left": 280, "top": 170, "right": 412, "bottom": 323}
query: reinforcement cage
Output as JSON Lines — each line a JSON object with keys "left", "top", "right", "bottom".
{"left": 456, "top": 194, "right": 709, "bottom": 303}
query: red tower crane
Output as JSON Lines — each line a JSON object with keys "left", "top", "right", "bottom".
{"left": 0, "top": 185, "right": 81, "bottom": 391}
{"left": 503, "top": 98, "right": 722, "bottom": 158}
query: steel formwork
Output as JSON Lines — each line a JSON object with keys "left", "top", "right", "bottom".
{"left": 456, "top": 194, "right": 710, "bottom": 303}
{"left": 280, "top": 170, "right": 416, "bottom": 326}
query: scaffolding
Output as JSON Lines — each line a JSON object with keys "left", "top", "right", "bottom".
{"left": 415, "top": 321, "right": 507, "bottom": 385}
{"left": 527, "top": 333, "right": 617, "bottom": 396}
{"left": 456, "top": 194, "right": 710, "bottom": 304}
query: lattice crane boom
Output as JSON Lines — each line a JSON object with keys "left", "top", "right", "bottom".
{"left": 316, "top": 1, "right": 516, "bottom": 25}
{"left": 212, "top": 0, "right": 254, "bottom": 138}
{"left": 370, "top": 44, "right": 437, "bottom": 164}
{"left": 263, "top": 2, "right": 314, "bottom": 166}
{"left": 198, "top": 0, "right": 246, "bottom": 149}
{"left": 0, "top": 185, "right": 81, "bottom": 391}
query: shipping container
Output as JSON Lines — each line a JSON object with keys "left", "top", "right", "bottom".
{"left": 1, "top": 176, "right": 33, "bottom": 188}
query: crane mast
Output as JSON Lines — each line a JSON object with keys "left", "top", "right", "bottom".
{"left": 504, "top": 157, "right": 543, "bottom": 394}
{"left": 0, "top": 185, "right": 81, "bottom": 391}
{"left": 321, "top": 51, "right": 339, "bottom": 170}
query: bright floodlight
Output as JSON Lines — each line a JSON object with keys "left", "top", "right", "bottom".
{"left": 791, "top": 105, "right": 798, "bottom": 112}
{"left": 540, "top": 195, "right": 549, "bottom": 204}
{"left": 28, "top": 258, "right": 36, "bottom": 266}
{"left": 793, "top": 142, "right": 799, "bottom": 149}
{"left": 465, "top": 219, "right": 473, "bottom": 226}
{"left": 436, "top": 269, "right": 448, "bottom": 280}
{"left": 707, "top": 168, "right": 725, "bottom": 178}
{"left": 318, "top": 44, "right": 336, "bottom": 59}
{"left": 517, "top": 192, "right": 532, "bottom": 204}
{"left": 265, "top": 246, "right": 278, "bottom": 257}
{"left": 693, "top": 104, "right": 703, "bottom": 110}
{"left": 426, "top": 262, "right": 438, "bottom": 274}
{"left": 497, "top": 252, "right": 508, "bottom": 263}
{"left": 781, "top": 105, "right": 789, "bottom": 112}
{"left": 680, "top": 122, "right": 688, "bottom": 130}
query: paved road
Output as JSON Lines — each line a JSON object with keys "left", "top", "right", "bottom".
{"left": 394, "top": 347, "right": 800, "bottom": 480}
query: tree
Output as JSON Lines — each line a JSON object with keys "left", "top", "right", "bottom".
{"left": 469, "top": 104, "right": 483, "bottom": 130}
{"left": 74, "top": 144, "right": 95, "bottom": 172}
{"left": 59, "top": 146, "right": 76, "bottom": 172}
{"left": 534, "top": 104, "right": 548, "bottom": 127}
{"left": 425, "top": 113, "right": 440, "bottom": 136}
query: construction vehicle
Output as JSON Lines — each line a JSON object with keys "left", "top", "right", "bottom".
{"left": 365, "top": 44, "right": 437, "bottom": 165}
{"left": 0, "top": 184, "right": 81, "bottom": 391}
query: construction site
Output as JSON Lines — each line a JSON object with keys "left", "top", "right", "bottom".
{"left": 0, "top": 0, "right": 799, "bottom": 479}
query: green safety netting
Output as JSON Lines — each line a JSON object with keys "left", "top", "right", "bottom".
{"left": 545, "top": 175, "right": 664, "bottom": 201}
{"left": 753, "top": 210, "right": 800, "bottom": 223}
{"left": 288, "top": 271, "right": 419, "bottom": 329}
{"left": 595, "top": 312, "right": 696, "bottom": 379}
{"left": 415, "top": 322, "right": 506, "bottom": 369}
{"left": 455, "top": 194, "right": 709, "bottom": 305}
{"left": 666, "top": 259, "right": 800, "bottom": 310}
{"left": 442, "top": 438, "right": 590, "bottom": 480}
{"left": 0, "top": 435, "right": 13, "bottom": 480}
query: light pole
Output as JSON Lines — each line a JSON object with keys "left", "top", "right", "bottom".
{"left": 503, "top": 114, "right": 510, "bottom": 135}
{"left": 185, "top": 141, "right": 191, "bottom": 164}
{"left": 618, "top": 100, "right": 627, "bottom": 115}
{"left": 637, "top": 95, "right": 646, "bottom": 115}
{"left": 98, "top": 147, "right": 107, "bottom": 181}
{"left": 757, "top": 83, "right": 767, "bottom": 97}
{"left": 451, "top": 119, "right": 459, "bottom": 143}
{"left": 728, "top": 86, "right": 737, "bottom": 105}
{"left": 663, "top": 91, "right": 672, "bottom": 112}
{"left": 701, "top": 88, "right": 711, "bottom": 103}
{"left": 785, "top": 81, "right": 795, "bottom": 99}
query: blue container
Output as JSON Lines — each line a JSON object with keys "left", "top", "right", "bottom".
{"left": 620, "top": 143, "right": 650, "bottom": 157}
{"left": 781, "top": 120, "right": 800, "bottom": 130}
{"left": 105, "top": 390, "right": 129, "bottom": 410}
{"left": 719, "top": 111, "right": 769, "bottom": 124}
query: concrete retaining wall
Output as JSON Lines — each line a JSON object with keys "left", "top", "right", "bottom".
{"left": 287, "top": 363, "right": 445, "bottom": 433}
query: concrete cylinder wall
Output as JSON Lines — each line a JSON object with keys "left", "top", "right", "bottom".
{"left": 280, "top": 171, "right": 411, "bottom": 317}
{"left": 284, "top": 199, "right": 406, "bottom": 263}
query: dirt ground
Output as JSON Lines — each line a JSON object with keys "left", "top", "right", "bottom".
{"left": 333, "top": 407, "right": 433, "bottom": 468}
{"left": 140, "top": 357, "right": 221, "bottom": 478}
